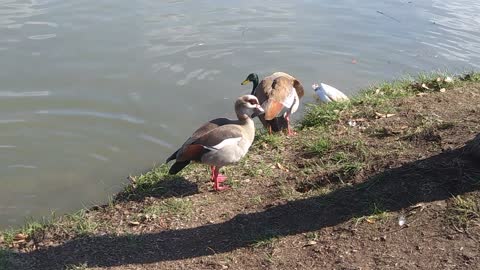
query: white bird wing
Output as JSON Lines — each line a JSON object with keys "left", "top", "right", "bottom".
{"left": 281, "top": 87, "right": 296, "bottom": 108}
{"left": 320, "top": 83, "right": 349, "bottom": 102}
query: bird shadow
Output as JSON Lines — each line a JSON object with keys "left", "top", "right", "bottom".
{"left": 17, "top": 144, "right": 480, "bottom": 269}
{"left": 114, "top": 169, "right": 200, "bottom": 203}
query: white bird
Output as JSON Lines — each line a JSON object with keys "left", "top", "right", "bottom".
{"left": 312, "top": 83, "right": 349, "bottom": 103}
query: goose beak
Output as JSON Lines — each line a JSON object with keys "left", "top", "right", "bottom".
{"left": 251, "top": 105, "right": 265, "bottom": 118}
{"left": 241, "top": 79, "right": 250, "bottom": 85}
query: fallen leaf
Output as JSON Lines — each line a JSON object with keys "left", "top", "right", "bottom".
{"left": 439, "top": 88, "right": 446, "bottom": 93}
{"left": 366, "top": 218, "right": 376, "bottom": 224}
{"left": 375, "top": 112, "right": 396, "bottom": 118}
{"left": 444, "top": 76, "right": 453, "bottom": 83}
{"left": 13, "top": 233, "right": 27, "bottom": 241}
{"left": 421, "top": 83, "right": 430, "bottom": 90}
{"left": 409, "top": 203, "right": 426, "bottom": 211}
{"left": 128, "top": 221, "right": 140, "bottom": 226}
{"left": 353, "top": 118, "right": 367, "bottom": 122}
{"left": 13, "top": 233, "right": 28, "bottom": 244}
{"left": 277, "top": 163, "right": 289, "bottom": 172}
{"left": 416, "top": 92, "right": 428, "bottom": 97}
{"left": 304, "top": 240, "right": 318, "bottom": 246}
{"left": 436, "top": 77, "right": 442, "bottom": 82}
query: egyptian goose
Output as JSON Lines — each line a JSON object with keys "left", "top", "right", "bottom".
{"left": 241, "top": 72, "right": 304, "bottom": 135}
{"left": 166, "top": 95, "right": 264, "bottom": 191}
{"left": 312, "top": 83, "right": 349, "bottom": 103}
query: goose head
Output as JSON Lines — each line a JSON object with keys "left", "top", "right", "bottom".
{"left": 235, "top": 95, "right": 264, "bottom": 119}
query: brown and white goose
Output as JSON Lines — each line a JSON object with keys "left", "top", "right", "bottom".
{"left": 241, "top": 72, "right": 304, "bottom": 135}
{"left": 166, "top": 95, "right": 264, "bottom": 191}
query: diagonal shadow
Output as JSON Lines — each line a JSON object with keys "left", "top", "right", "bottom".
{"left": 19, "top": 145, "right": 480, "bottom": 269}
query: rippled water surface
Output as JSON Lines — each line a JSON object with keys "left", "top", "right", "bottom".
{"left": 1, "top": 0, "right": 480, "bottom": 228}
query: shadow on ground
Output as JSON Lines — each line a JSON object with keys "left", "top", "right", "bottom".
{"left": 114, "top": 174, "right": 200, "bottom": 203}
{"left": 17, "top": 144, "right": 480, "bottom": 269}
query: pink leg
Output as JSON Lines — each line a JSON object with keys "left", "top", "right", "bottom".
{"left": 210, "top": 166, "right": 216, "bottom": 181}
{"left": 285, "top": 114, "right": 296, "bottom": 136}
{"left": 213, "top": 167, "right": 229, "bottom": 191}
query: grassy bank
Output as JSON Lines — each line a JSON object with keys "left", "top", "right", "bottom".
{"left": 1, "top": 71, "right": 480, "bottom": 270}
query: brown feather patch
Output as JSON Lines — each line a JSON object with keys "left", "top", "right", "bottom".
{"left": 264, "top": 100, "right": 285, "bottom": 120}
{"left": 178, "top": 144, "right": 205, "bottom": 161}
{"left": 293, "top": 80, "right": 305, "bottom": 98}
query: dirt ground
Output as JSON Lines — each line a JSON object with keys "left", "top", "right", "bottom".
{"left": 2, "top": 81, "right": 480, "bottom": 270}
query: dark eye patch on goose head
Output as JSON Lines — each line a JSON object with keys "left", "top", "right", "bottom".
{"left": 248, "top": 98, "right": 259, "bottom": 105}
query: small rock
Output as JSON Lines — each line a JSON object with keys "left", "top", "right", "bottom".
{"left": 380, "top": 235, "right": 387, "bottom": 241}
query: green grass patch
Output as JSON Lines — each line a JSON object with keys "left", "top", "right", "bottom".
{"left": 300, "top": 101, "right": 351, "bottom": 128}
{"left": 62, "top": 210, "right": 99, "bottom": 236}
{"left": 307, "top": 136, "right": 332, "bottom": 156}
{"left": 250, "top": 195, "right": 263, "bottom": 205}
{"left": 300, "top": 72, "right": 466, "bottom": 129}
{"left": 304, "top": 231, "right": 319, "bottom": 241}
{"left": 460, "top": 72, "right": 480, "bottom": 82}
{"left": 254, "top": 130, "right": 283, "bottom": 148}
{"left": 118, "top": 164, "right": 187, "bottom": 200}
{"left": 354, "top": 203, "right": 390, "bottom": 225}
{"left": 143, "top": 197, "right": 193, "bottom": 217}
{"left": 1, "top": 217, "right": 50, "bottom": 246}
{"left": 250, "top": 233, "right": 279, "bottom": 249}
{"left": 447, "top": 195, "right": 480, "bottom": 232}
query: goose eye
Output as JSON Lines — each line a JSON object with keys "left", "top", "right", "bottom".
{"left": 248, "top": 99, "right": 258, "bottom": 105}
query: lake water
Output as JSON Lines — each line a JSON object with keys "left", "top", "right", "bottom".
{"left": 1, "top": 0, "right": 479, "bottom": 228}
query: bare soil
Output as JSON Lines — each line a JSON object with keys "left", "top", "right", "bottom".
{"left": 2, "top": 82, "right": 480, "bottom": 270}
